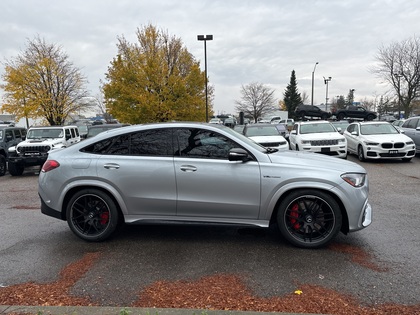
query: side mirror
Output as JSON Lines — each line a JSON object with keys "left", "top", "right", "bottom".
{"left": 290, "top": 130, "right": 297, "bottom": 135}
{"left": 228, "top": 148, "right": 250, "bottom": 162}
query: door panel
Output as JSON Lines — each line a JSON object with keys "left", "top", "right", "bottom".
{"left": 175, "top": 158, "right": 261, "bottom": 219}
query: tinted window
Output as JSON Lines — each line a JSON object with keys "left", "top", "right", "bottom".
{"left": 13, "top": 129, "right": 22, "bottom": 139}
{"left": 175, "top": 128, "right": 238, "bottom": 159}
{"left": 5, "top": 129, "right": 13, "bottom": 141}
{"left": 403, "top": 118, "right": 419, "bottom": 129}
{"left": 130, "top": 129, "right": 172, "bottom": 156}
{"left": 81, "top": 129, "right": 172, "bottom": 156}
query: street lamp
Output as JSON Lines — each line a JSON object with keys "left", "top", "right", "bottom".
{"left": 311, "top": 62, "right": 319, "bottom": 106}
{"left": 197, "top": 34, "right": 213, "bottom": 122}
{"left": 324, "top": 76, "right": 332, "bottom": 111}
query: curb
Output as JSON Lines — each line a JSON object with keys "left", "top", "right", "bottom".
{"left": 0, "top": 305, "right": 324, "bottom": 315}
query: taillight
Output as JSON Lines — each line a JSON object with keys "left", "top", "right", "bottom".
{"left": 41, "top": 160, "right": 60, "bottom": 173}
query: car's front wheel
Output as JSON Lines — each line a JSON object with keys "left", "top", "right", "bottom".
{"left": 277, "top": 189, "right": 342, "bottom": 248}
{"left": 8, "top": 162, "right": 24, "bottom": 176}
{"left": 66, "top": 189, "right": 120, "bottom": 242}
{"left": 357, "top": 145, "right": 365, "bottom": 162}
{"left": 0, "top": 155, "right": 6, "bottom": 176}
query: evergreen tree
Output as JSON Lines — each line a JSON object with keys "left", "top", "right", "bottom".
{"left": 283, "top": 70, "right": 302, "bottom": 119}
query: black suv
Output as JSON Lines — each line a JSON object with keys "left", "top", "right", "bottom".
{"left": 0, "top": 126, "right": 27, "bottom": 176}
{"left": 295, "top": 104, "right": 331, "bottom": 120}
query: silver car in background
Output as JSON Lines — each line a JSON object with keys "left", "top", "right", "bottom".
{"left": 39, "top": 122, "right": 372, "bottom": 248}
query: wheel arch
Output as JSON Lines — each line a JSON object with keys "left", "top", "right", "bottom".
{"left": 61, "top": 185, "right": 125, "bottom": 223}
{"left": 268, "top": 187, "right": 349, "bottom": 234}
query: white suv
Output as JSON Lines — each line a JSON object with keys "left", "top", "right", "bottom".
{"left": 7, "top": 125, "right": 80, "bottom": 176}
{"left": 289, "top": 121, "right": 347, "bottom": 158}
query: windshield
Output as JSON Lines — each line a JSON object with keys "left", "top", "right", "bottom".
{"left": 27, "top": 128, "right": 63, "bottom": 139}
{"left": 245, "top": 126, "right": 280, "bottom": 137}
{"left": 300, "top": 123, "right": 336, "bottom": 134}
{"left": 360, "top": 123, "right": 399, "bottom": 135}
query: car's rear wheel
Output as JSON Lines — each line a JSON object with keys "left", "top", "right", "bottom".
{"left": 277, "top": 189, "right": 342, "bottom": 248}
{"left": 8, "top": 162, "right": 24, "bottom": 176}
{"left": 337, "top": 113, "right": 345, "bottom": 121}
{"left": 0, "top": 155, "right": 6, "bottom": 176}
{"left": 357, "top": 145, "right": 365, "bottom": 162}
{"left": 66, "top": 189, "right": 119, "bottom": 242}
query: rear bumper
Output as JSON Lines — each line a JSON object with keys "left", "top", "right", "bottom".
{"left": 40, "top": 195, "right": 65, "bottom": 221}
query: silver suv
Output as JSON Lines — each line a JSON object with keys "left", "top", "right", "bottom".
{"left": 8, "top": 125, "right": 80, "bottom": 176}
{"left": 38, "top": 122, "right": 372, "bottom": 248}
{"left": 400, "top": 116, "right": 420, "bottom": 153}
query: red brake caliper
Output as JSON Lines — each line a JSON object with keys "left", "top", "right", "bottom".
{"left": 100, "top": 211, "right": 109, "bottom": 225}
{"left": 290, "top": 203, "right": 300, "bottom": 230}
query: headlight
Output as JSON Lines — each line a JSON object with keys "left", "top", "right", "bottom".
{"left": 341, "top": 173, "right": 366, "bottom": 187}
{"left": 338, "top": 138, "right": 346, "bottom": 143}
{"left": 363, "top": 141, "right": 379, "bottom": 146}
{"left": 301, "top": 140, "right": 311, "bottom": 144}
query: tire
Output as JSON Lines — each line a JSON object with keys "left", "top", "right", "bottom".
{"left": 337, "top": 113, "right": 345, "bottom": 121}
{"left": 366, "top": 115, "right": 375, "bottom": 121}
{"left": 8, "top": 162, "right": 24, "bottom": 176}
{"left": 357, "top": 145, "right": 365, "bottom": 162}
{"left": 66, "top": 188, "right": 120, "bottom": 242}
{"left": 321, "top": 114, "right": 328, "bottom": 120}
{"left": 300, "top": 112, "right": 306, "bottom": 120}
{"left": 0, "top": 155, "right": 6, "bottom": 176}
{"left": 276, "top": 189, "right": 342, "bottom": 248}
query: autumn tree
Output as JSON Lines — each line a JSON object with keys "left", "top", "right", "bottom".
{"left": 283, "top": 70, "right": 302, "bottom": 119}
{"left": 235, "top": 82, "right": 276, "bottom": 123}
{"left": 1, "top": 36, "right": 90, "bottom": 125}
{"left": 103, "top": 24, "right": 209, "bottom": 124}
{"left": 372, "top": 35, "right": 420, "bottom": 118}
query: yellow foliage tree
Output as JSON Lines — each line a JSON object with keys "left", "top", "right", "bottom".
{"left": 1, "top": 36, "right": 90, "bottom": 125}
{"left": 103, "top": 24, "right": 211, "bottom": 124}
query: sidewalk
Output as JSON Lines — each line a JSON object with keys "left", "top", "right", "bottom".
{"left": 0, "top": 305, "right": 324, "bottom": 315}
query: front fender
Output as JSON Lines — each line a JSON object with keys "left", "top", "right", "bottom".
{"left": 261, "top": 180, "right": 337, "bottom": 221}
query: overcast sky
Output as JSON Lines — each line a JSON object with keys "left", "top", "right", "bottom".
{"left": 1, "top": 0, "right": 419, "bottom": 116}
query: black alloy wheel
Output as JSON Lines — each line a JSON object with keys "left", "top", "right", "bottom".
{"left": 66, "top": 189, "right": 119, "bottom": 242}
{"left": 277, "top": 189, "right": 342, "bottom": 248}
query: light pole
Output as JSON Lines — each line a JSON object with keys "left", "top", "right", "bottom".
{"left": 197, "top": 34, "right": 213, "bottom": 122}
{"left": 311, "top": 62, "right": 319, "bottom": 106}
{"left": 394, "top": 73, "right": 403, "bottom": 118}
{"left": 324, "top": 76, "right": 332, "bottom": 111}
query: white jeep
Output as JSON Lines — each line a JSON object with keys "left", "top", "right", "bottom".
{"left": 7, "top": 125, "right": 80, "bottom": 176}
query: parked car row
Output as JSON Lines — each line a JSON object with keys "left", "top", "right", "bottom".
{"left": 285, "top": 117, "right": 419, "bottom": 163}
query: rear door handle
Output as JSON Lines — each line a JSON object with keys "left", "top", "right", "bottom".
{"left": 104, "top": 163, "right": 120, "bottom": 169}
{"left": 180, "top": 165, "right": 197, "bottom": 172}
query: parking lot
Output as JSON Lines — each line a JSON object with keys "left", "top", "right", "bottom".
{"left": 0, "top": 155, "right": 420, "bottom": 312}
